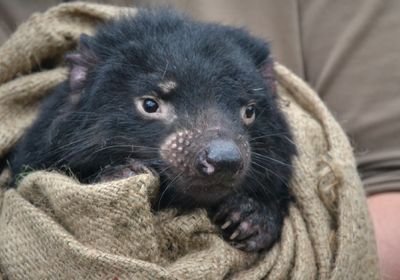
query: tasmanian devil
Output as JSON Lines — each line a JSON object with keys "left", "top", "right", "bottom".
{"left": 8, "top": 9, "right": 296, "bottom": 252}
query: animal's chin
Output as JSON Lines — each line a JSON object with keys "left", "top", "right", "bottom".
{"left": 181, "top": 183, "right": 233, "bottom": 206}
{"left": 156, "top": 168, "right": 243, "bottom": 207}
{"left": 168, "top": 175, "right": 238, "bottom": 206}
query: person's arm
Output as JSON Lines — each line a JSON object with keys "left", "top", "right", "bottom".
{"left": 368, "top": 192, "right": 400, "bottom": 279}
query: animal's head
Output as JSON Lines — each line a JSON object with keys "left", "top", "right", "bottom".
{"left": 65, "top": 10, "right": 295, "bottom": 205}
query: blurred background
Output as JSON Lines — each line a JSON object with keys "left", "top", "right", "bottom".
{"left": 0, "top": 0, "right": 274, "bottom": 43}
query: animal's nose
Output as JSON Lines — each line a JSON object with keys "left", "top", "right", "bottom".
{"left": 196, "top": 139, "right": 242, "bottom": 178}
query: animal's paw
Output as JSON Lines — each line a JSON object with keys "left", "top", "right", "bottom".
{"left": 95, "top": 159, "right": 154, "bottom": 182}
{"left": 211, "top": 195, "right": 282, "bottom": 252}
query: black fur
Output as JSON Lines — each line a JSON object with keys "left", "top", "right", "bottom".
{"left": 8, "top": 9, "right": 296, "bottom": 251}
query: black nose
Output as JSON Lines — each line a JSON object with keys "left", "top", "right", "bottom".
{"left": 196, "top": 139, "right": 242, "bottom": 178}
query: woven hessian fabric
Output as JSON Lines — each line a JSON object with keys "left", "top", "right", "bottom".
{"left": 0, "top": 3, "right": 379, "bottom": 279}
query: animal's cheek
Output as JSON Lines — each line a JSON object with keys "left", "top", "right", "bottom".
{"left": 159, "top": 129, "right": 202, "bottom": 174}
{"left": 240, "top": 139, "right": 251, "bottom": 171}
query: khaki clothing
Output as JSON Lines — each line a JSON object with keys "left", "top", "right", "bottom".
{"left": 1, "top": 0, "right": 399, "bottom": 194}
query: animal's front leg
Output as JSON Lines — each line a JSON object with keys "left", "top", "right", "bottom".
{"left": 93, "top": 159, "right": 154, "bottom": 182}
{"left": 209, "top": 194, "right": 285, "bottom": 252}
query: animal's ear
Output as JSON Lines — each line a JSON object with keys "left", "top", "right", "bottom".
{"left": 65, "top": 34, "right": 98, "bottom": 91}
{"left": 227, "top": 29, "right": 276, "bottom": 93}
{"left": 227, "top": 28, "right": 271, "bottom": 68}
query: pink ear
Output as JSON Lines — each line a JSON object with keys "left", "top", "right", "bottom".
{"left": 66, "top": 53, "right": 88, "bottom": 90}
{"left": 66, "top": 34, "right": 97, "bottom": 91}
{"left": 261, "top": 58, "right": 276, "bottom": 94}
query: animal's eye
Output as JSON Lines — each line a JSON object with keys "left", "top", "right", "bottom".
{"left": 245, "top": 105, "right": 255, "bottom": 119}
{"left": 142, "top": 98, "right": 160, "bottom": 113}
{"left": 241, "top": 104, "right": 256, "bottom": 125}
{"left": 134, "top": 96, "right": 176, "bottom": 122}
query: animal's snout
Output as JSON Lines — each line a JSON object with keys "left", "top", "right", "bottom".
{"left": 196, "top": 139, "right": 242, "bottom": 178}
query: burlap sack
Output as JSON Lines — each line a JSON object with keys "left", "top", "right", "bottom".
{"left": 0, "top": 2, "right": 379, "bottom": 279}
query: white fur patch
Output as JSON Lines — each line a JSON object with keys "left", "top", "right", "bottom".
{"left": 158, "top": 80, "right": 177, "bottom": 94}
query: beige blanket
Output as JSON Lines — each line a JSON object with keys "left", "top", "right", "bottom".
{"left": 0, "top": 2, "right": 379, "bottom": 279}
